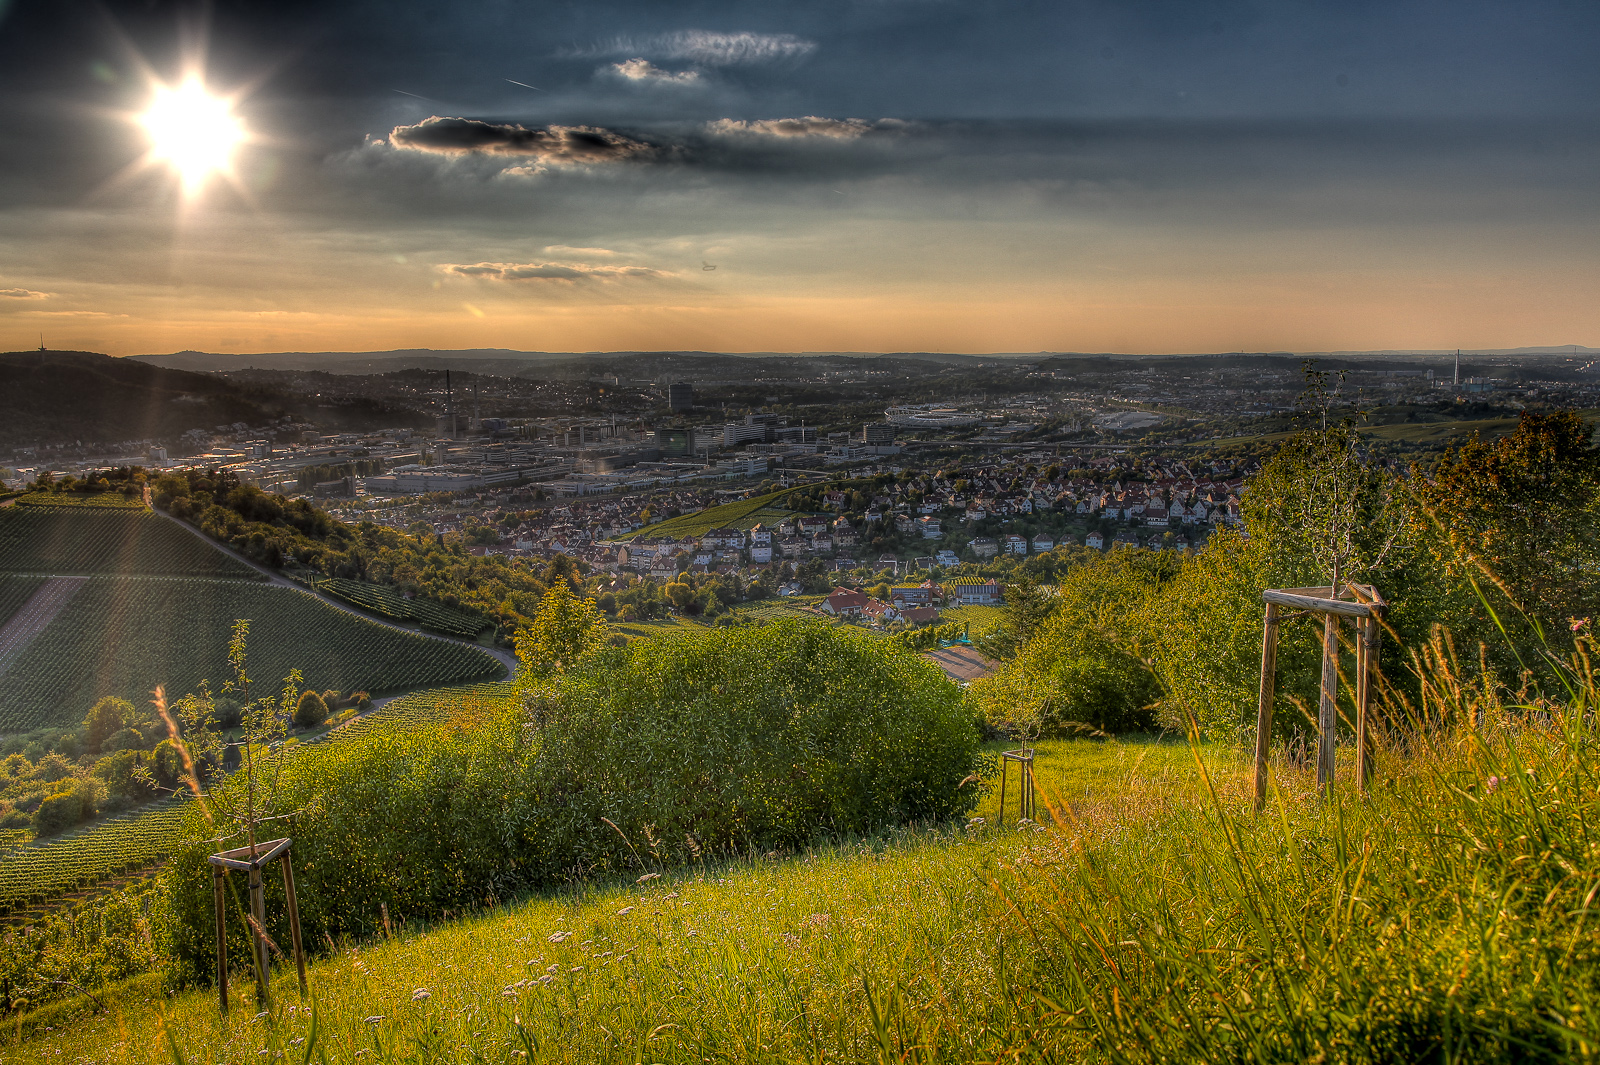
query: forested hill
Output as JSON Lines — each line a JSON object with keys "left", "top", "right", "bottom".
{"left": 0, "top": 351, "right": 423, "bottom": 450}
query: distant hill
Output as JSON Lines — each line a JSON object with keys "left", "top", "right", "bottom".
{"left": 132, "top": 348, "right": 1006, "bottom": 376}
{"left": 0, "top": 350, "right": 278, "bottom": 450}
{"left": 0, "top": 350, "right": 429, "bottom": 450}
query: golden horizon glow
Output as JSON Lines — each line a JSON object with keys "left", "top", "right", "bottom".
{"left": 138, "top": 76, "right": 246, "bottom": 196}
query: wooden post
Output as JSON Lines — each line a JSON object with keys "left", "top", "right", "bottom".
{"left": 281, "top": 853, "right": 308, "bottom": 996}
{"left": 212, "top": 867, "right": 229, "bottom": 1016}
{"left": 1317, "top": 612, "right": 1339, "bottom": 792}
{"left": 248, "top": 863, "right": 270, "bottom": 1008}
{"left": 998, "top": 755, "right": 1008, "bottom": 823}
{"left": 1253, "top": 602, "right": 1280, "bottom": 812}
{"left": 1355, "top": 617, "right": 1370, "bottom": 794}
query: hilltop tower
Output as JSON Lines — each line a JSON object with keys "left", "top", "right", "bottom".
{"left": 1454, "top": 350, "right": 1461, "bottom": 387}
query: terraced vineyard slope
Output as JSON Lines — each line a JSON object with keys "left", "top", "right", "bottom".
{"left": 0, "top": 577, "right": 506, "bottom": 731}
{"left": 0, "top": 506, "right": 261, "bottom": 579}
{"left": 0, "top": 801, "right": 188, "bottom": 915}
{"left": 310, "top": 577, "right": 489, "bottom": 638}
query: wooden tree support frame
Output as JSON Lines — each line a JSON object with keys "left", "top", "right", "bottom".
{"left": 997, "top": 748, "right": 1036, "bottom": 822}
{"left": 208, "top": 837, "right": 307, "bottom": 1014}
{"left": 1253, "top": 584, "right": 1386, "bottom": 812}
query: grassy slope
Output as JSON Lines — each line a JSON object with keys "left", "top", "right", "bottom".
{"left": 621, "top": 484, "right": 838, "bottom": 541}
{"left": 8, "top": 737, "right": 1233, "bottom": 1063}
{"left": 0, "top": 506, "right": 261, "bottom": 579}
{"left": 13, "top": 714, "right": 1600, "bottom": 1062}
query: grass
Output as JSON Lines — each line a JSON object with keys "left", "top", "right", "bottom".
{"left": 0, "top": 577, "right": 505, "bottom": 731}
{"left": 622, "top": 484, "right": 838, "bottom": 541}
{"left": 13, "top": 653, "right": 1600, "bottom": 1062}
{"left": 612, "top": 615, "right": 711, "bottom": 639}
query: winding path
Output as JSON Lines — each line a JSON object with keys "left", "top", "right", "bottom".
{"left": 150, "top": 508, "right": 520, "bottom": 675}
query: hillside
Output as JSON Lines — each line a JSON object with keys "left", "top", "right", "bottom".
{"left": 620, "top": 484, "right": 815, "bottom": 541}
{"left": 0, "top": 506, "right": 504, "bottom": 732}
{"left": 0, "top": 351, "right": 428, "bottom": 449}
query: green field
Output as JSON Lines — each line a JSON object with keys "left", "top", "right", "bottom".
{"left": 0, "top": 507, "right": 261, "bottom": 579}
{"left": 940, "top": 603, "right": 1004, "bottom": 629}
{"left": 622, "top": 484, "right": 834, "bottom": 541}
{"left": 12, "top": 492, "right": 146, "bottom": 510}
{"left": 0, "top": 577, "right": 505, "bottom": 731}
{"left": 613, "top": 614, "right": 712, "bottom": 639}
{"left": 0, "top": 801, "right": 188, "bottom": 915}
{"left": 311, "top": 577, "right": 489, "bottom": 639}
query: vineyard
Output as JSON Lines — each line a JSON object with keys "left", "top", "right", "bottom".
{"left": 310, "top": 577, "right": 489, "bottom": 638}
{"left": 0, "top": 574, "right": 46, "bottom": 628}
{"left": 0, "top": 800, "right": 188, "bottom": 914}
{"left": 0, "top": 507, "right": 261, "bottom": 579}
{"left": 12, "top": 492, "right": 146, "bottom": 510}
{"left": 0, "top": 682, "right": 523, "bottom": 914}
{"left": 0, "top": 577, "right": 505, "bottom": 731}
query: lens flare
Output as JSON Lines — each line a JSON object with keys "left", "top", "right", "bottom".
{"left": 138, "top": 75, "right": 246, "bottom": 195}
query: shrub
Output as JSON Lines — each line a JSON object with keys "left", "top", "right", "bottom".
{"left": 292, "top": 690, "right": 328, "bottom": 729}
{"left": 32, "top": 783, "right": 96, "bottom": 836}
{"left": 163, "top": 621, "right": 981, "bottom": 976}
{"left": 100, "top": 726, "right": 146, "bottom": 753}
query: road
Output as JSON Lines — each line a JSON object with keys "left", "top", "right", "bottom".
{"left": 151, "top": 507, "right": 521, "bottom": 675}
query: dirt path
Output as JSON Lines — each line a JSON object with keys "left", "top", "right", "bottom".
{"left": 0, "top": 576, "right": 88, "bottom": 674}
{"left": 150, "top": 508, "right": 520, "bottom": 674}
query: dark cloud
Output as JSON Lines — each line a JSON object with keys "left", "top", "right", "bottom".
{"left": 440, "top": 261, "right": 670, "bottom": 281}
{"left": 389, "top": 118, "right": 654, "bottom": 162}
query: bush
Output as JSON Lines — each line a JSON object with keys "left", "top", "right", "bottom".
{"left": 293, "top": 690, "right": 329, "bottom": 729}
{"left": 163, "top": 621, "right": 981, "bottom": 976}
{"left": 100, "top": 726, "right": 146, "bottom": 753}
{"left": 32, "top": 783, "right": 96, "bottom": 836}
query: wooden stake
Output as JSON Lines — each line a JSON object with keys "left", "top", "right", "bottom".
{"left": 1355, "top": 617, "right": 1370, "bottom": 794}
{"left": 1317, "top": 612, "right": 1339, "bottom": 792}
{"left": 1253, "top": 602, "right": 1280, "bottom": 812}
{"left": 212, "top": 867, "right": 228, "bottom": 1016}
{"left": 281, "top": 853, "right": 308, "bottom": 996}
{"left": 998, "top": 755, "right": 1008, "bottom": 823}
{"left": 248, "top": 864, "right": 270, "bottom": 1008}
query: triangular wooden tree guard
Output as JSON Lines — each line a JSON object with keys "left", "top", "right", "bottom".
{"left": 1253, "top": 583, "right": 1387, "bottom": 812}
{"left": 207, "top": 837, "right": 307, "bottom": 1013}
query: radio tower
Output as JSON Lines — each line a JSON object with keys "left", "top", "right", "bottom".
{"left": 1453, "top": 350, "right": 1460, "bottom": 387}
{"left": 445, "top": 370, "right": 457, "bottom": 439}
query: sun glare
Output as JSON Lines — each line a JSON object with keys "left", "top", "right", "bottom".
{"left": 138, "top": 75, "right": 246, "bottom": 194}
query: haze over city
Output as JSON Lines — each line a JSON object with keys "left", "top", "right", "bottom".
{"left": 1, "top": 0, "right": 1597, "bottom": 356}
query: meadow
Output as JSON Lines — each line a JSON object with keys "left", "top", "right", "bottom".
{"left": 0, "top": 577, "right": 505, "bottom": 731}
{"left": 13, "top": 699, "right": 1595, "bottom": 1064}
{"left": 0, "top": 507, "right": 261, "bottom": 579}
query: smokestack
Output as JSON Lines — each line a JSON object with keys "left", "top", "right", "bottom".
{"left": 445, "top": 369, "right": 457, "bottom": 439}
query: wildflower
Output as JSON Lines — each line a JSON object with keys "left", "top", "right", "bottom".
{"left": 1487, "top": 776, "right": 1500, "bottom": 792}
{"left": 412, "top": 988, "right": 431, "bottom": 1001}
{"left": 1573, "top": 617, "right": 1590, "bottom": 632}
{"left": 636, "top": 872, "right": 661, "bottom": 883}
{"left": 548, "top": 930, "right": 572, "bottom": 943}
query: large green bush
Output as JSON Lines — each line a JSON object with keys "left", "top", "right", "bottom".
{"left": 162, "top": 621, "right": 980, "bottom": 978}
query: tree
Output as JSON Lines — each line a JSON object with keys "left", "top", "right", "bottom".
{"left": 83, "top": 696, "right": 134, "bottom": 754}
{"left": 664, "top": 580, "right": 696, "bottom": 612}
{"left": 514, "top": 583, "right": 611, "bottom": 677}
{"left": 1411, "top": 411, "right": 1600, "bottom": 640}
{"left": 293, "top": 690, "right": 329, "bottom": 729}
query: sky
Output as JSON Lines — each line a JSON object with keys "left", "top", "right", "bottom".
{"left": 0, "top": 0, "right": 1597, "bottom": 357}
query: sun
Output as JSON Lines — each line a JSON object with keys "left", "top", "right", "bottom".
{"left": 138, "top": 75, "right": 246, "bottom": 194}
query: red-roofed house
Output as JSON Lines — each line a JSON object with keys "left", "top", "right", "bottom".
{"left": 819, "top": 586, "right": 870, "bottom": 617}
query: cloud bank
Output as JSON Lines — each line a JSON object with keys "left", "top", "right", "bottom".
{"left": 0, "top": 288, "right": 51, "bottom": 300}
{"left": 439, "top": 261, "right": 669, "bottom": 282}
{"left": 573, "top": 30, "right": 815, "bottom": 66}
{"left": 706, "top": 116, "right": 906, "bottom": 139}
